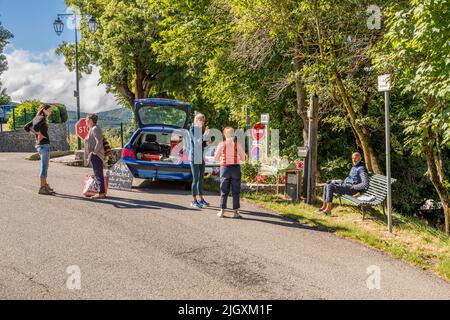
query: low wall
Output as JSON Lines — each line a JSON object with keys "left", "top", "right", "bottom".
{"left": 0, "top": 123, "right": 70, "bottom": 152}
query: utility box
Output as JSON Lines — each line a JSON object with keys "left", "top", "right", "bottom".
{"left": 285, "top": 167, "right": 303, "bottom": 202}
{"left": 283, "top": 147, "right": 308, "bottom": 202}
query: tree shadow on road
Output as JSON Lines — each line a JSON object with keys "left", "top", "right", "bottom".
{"left": 54, "top": 193, "right": 197, "bottom": 211}
{"left": 203, "top": 205, "right": 341, "bottom": 233}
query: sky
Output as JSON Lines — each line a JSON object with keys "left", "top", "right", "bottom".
{"left": 0, "top": 0, "right": 119, "bottom": 112}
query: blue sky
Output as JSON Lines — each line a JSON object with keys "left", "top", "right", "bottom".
{"left": 0, "top": 0, "right": 73, "bottom": 54}
{"left": 0, "top": 0, "right": 118, "bottom": 112}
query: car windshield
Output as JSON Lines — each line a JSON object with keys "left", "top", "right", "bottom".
{"left": 138, "top": 105, "right": 187, "bottom": 128}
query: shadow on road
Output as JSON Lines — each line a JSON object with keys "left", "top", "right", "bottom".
{"left": 203, "top": 205, "right": 336, "bottom": 233}
{"left": 54, "top": 193, "right": 197, "bottom": 211}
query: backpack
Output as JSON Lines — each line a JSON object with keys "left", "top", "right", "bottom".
{"left": 103, "top": 136, "right": 112, "bottom": 160}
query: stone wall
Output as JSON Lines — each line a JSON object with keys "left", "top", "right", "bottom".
{"left": 0, "top": 123, "right": 70, "bottom": 152}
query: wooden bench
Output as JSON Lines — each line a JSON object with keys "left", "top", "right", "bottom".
{"left": 337, "top": 173, "right": 396, "bottom": 220}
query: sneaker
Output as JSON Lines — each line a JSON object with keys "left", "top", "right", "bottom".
{"left": 232, "top": 211, "right": 242, "bottom": 219}
{"left": 198, "top": 199, "right": 209, "bottom": 207}
{"left": 191, "top": 200, "right": 202, "bottom": 209}
{"left": 38, "top": 186, "right": 54, "bottom": 195}
{"left": 46, "top": 184, "right": 55, "bottom": 193}
{"left": 91, "top": 193, "right": 106, "bottom": 199}
{"left": 217, "top": 210, "right": 224, "bottom": 218}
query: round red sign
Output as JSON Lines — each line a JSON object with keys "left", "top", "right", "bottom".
{"left": 252, "top": 122, "right": 265, "bottom": 141}
{"left": 75, "top": 118, "right": 90, "bottom": 140}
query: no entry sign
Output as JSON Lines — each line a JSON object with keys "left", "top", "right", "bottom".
{"left": 251, "top": 146, "right": 261, "bottom": 161}
{"left": 75, "top": 118, "right": 90, "bottom": 140}
{"left": 252, "top": 122, "right": 265, "bottom": 141}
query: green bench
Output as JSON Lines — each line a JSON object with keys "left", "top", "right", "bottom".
{"left": 337, "top": 173, "right": 396, "bottom": 220}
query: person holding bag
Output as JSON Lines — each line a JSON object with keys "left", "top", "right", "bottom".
{"left": 25, "top": 104, "right": 55, "bottom": 195}
{"left": 214, "top": 127, "right": 246, "bottom": 218}
{"left": 84, "top": 113, "right": 106, "bottom": 199}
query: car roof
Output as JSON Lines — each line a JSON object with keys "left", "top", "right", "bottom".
{"left": 134, "top": 98, "right": 191, "bottom": 108}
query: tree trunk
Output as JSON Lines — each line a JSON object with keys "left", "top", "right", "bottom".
{"left": 423, "top": 129, "right": 450, "bottom": 234}
{"left": 293, "top": 42, "right": 308, "bottom": 146}
{"left": 333, "top": 72, "right": 382, "bottom": 173}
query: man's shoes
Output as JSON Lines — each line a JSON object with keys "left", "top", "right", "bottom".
{"left": 91, "top": 193, "right": 106, "bottom": 199}
{"left": 46, "top": 184, "right": 55, "bottom": 193}
{"left": 316, "top": 208, "right": 325, "bottom": 213}
{"left": 191, "top": 200, "right": 203, "bottom": 209}
{"left": 38, "top": 186, "right": 54, "bottom": 195}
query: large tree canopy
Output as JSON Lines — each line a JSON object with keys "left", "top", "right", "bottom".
{"left": 56, "top": 0, "right": 192, "bottom": 110}
{"left": 375, "top": 0, "right": 450, "bottom": 233}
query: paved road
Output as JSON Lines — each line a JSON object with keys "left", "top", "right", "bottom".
{"left": 0, "top": 153, "right": 449, "bottom": 299}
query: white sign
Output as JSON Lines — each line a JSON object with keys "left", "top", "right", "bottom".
{"left": 252, "top": 140, "right": 261, "bottom": 146}
{"left": 261, "top": 113, "right": 270, "bottom": 124}
{"left": 378, "top": 74, "right": 391, "bottom": 92}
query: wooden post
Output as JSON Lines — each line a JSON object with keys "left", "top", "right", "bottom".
{"left": 306, "top": 94, "right": 319, "bottom": 204}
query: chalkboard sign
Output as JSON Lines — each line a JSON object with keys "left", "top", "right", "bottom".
{"left": 106, "top": 160, "right": 134, "bottom": 191}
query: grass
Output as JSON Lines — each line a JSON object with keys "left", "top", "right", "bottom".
{"left": 204, "top": 177, "right": 450, "bottom": 281}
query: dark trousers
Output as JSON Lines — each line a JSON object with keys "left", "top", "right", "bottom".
{"left": 91, "top": 155, "right": 106, "bottom": 194}
{"left": 323, "top": 182, "right": 356, "bottom": 203}
{"left": 190, "top": 162, "right": 205, "bottom": 197}
{"left": 220, "top": 165, "right": 241, "bottom": 210}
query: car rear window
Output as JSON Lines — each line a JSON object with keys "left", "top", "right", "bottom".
{"left": 138, "top": 105, "right": 187, "bottom": 128}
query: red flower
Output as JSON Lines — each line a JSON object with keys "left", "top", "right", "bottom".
{"left": 295, "top": 161, "right": 304, "bottom": 168}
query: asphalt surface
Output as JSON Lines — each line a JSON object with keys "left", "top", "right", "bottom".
{"left": 0, "top": 153, "right": 449, "bottom": 300}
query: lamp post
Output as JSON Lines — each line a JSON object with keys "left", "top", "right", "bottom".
{"left": 53, "top": 13, "right": 97, "bottom": 150}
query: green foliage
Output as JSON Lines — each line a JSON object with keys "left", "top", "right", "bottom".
{"left": 241, "top": 161, "right": 260, "bottom": 183}
{"left": 6, "top": 100, "right": 40, "bottom": 129}
{"left": 6, "top": 101, "right": 68, "bottom": 129}
{"left": 0, "top": 21, "right": 13, "bottom": 97}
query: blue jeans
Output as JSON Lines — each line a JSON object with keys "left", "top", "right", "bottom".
{"left": 90, "top": 154, "right": 106, "bottom": 194}
{"left": 36, "top": 144, "right": 50, "bottom": 178}
{"left": 323, "top": 182, "right": 357, "bottom": 203}
{"left": 220, "top": 165, "right": 241, "bottom": 210}
{"left": 190, "top": 162, "right": 205, "bottom": 197}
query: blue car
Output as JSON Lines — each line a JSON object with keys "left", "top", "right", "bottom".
{"left": 122, "top": 98, "right": 193, "bottom": 183}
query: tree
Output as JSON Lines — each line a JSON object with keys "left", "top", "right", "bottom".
{"left": 376, "top": 0, "right": 450, "bottom": 233}
{"left": 56, "top": 0, "right": 191, "bottom": 114}
{"left": 0, "top": 20, "right": 13, "bottom": 102}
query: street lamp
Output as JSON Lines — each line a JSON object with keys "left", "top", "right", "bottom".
{"left": 53, "top": 13, "right": 97, "bottom": 150}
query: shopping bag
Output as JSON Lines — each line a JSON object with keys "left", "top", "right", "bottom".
{"left": 83, "top": 175, "right": 109, "bottom": 197}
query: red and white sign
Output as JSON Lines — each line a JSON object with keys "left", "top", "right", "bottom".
{"left": 75, "top": 118, "right": 90, "bottom": 140}
{"left": 252, "top": 122, "right": 265, "bottom": 141}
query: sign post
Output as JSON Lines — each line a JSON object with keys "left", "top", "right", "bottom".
{"left": 378, "top": 74, "right": 393, "bottom": 233}
{"left": 251, "top": 122, "right": 265, "bottom": 163}
{"left": 261, "top": 114, "right": 269, "bottom": 164}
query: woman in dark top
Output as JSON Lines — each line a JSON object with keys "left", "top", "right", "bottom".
{"left": 27, "top": 104, "right": 54, "bottom": 195}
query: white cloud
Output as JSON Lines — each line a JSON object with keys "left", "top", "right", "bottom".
{"left": 1, "top": 48, "right": 120, "bottom": 112}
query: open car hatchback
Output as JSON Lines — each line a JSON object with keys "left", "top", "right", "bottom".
{"left": 121, "top": 98, "right": 193, "bottom": 183}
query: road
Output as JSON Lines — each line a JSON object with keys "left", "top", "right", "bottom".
{"left": 0, "top": 153, "right": 449, "bottom": 299}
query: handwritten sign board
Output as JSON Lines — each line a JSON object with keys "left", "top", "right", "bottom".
{"left": 106, "top": 160, "right": 134, "bottom": 191}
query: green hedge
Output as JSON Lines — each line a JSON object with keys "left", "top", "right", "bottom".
{"left": 7, "top": 101, "right": 68, "bottom": 129}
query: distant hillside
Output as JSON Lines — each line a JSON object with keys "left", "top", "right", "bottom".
{"left": 68, "top": 108, "right": 132, "bottom": 133}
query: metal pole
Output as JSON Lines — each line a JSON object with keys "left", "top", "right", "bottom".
{"left": 120, "top": 122, "right": 124, "bottom": 147}
{"left": 306, "top": 109, "right": 313, "bottom": 204}
{"left": 75, "top": 15, "right": 81, "bottom": 150}
{"left": 246, "top": 106, "right": 251, "bottom": 157}
{"left": 385, "top": 91, "right": 392, "bottom": 233}
{"left": 12, "top": 108, "right": 16, "bottom": 131}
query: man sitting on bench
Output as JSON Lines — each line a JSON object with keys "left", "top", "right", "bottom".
{"left": 317, "top": 152, "right": 369, "bottom": 215}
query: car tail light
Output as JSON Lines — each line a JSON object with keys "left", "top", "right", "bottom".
{"left": 122, "top": 147, "right": 136, "bottom": 159}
